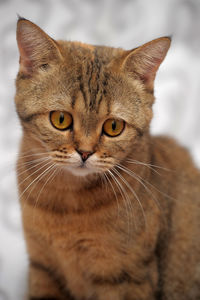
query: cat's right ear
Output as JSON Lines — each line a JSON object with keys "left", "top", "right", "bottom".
{"left": 120, "top": 37, "right": 171, "bottom": 92}
{"left": 16, "top": 18, "right": 62, "bottom": 76}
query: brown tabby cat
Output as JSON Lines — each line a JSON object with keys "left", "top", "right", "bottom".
{"left": 15, "top": 18, "right": 200, "bottom": 300}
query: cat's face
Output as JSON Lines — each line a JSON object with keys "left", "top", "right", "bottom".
{"left": 15, "top": 19, "right": 170, "bottom": 177}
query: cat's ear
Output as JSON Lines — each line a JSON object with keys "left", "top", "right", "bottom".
{"left": 121, "top": 37, "right": 171, "bottom": 91}
{"left": 16, "top": 18, "right": 62, "bottom": 76}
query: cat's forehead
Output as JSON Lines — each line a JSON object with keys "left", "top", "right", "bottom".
{"left": 61, "top": 43, "right": 131, "bottom": 115}
{"left": 59, "top": 46, "right": 107, "bottom": 112}
{"left": 71, "top": 88, "right": 133, "bottom": 123}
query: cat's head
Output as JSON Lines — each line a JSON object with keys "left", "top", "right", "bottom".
{"left": 15, "top": 18, "right": 170, "bottom": 177}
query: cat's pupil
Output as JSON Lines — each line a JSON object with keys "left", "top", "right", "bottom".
{"left": 59, "top": 113, "right": 65, "bottom": 124}
{"left": 112, "top": 121, "right": 117, "bottom": 131}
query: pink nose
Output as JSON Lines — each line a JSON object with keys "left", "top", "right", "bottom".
{"left": 76, "top": 149, "right": 93, "bottom": 162}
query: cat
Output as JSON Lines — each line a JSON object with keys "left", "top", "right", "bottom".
{"left": 15, "top": 17, "right": 200, "bottom": 300}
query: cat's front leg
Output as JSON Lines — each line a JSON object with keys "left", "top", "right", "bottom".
{"left": 88, "top": 275, "right": 157, "bottom": 300}
{"left": 28, "top": 260, "right": 65, "bottom": 300}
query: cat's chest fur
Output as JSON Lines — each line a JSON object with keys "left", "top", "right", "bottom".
{"left": 23, "top": 187, "right": 161, "bottom": 299}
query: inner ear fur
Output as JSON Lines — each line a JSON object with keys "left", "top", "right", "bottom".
{"left": 16, "top": 18, "right": 62, "bottom": 76}
{"left": 121, "top": 37, "right": 171, "bottom": 91}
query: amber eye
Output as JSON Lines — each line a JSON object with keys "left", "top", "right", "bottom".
{"left": 103, "top": 119, "right": 125, "bottom": 137}
{"left": 50, "top": 111, "right": 73, "bottom": 130}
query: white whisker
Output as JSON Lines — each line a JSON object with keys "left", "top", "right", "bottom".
{"left": 18, "top": 160, "right": 52, "bottom": 187}
{"left": 104, "top": 171, "right": 120, "bottom": 219}
{"left": 33, "top": 165, "right": 59, "bottom": 211}
{"left": 99, "top": 172, "right": 109, "bottom": 193}
{"left": 112, "top": 167, "right": 146, "bottom": 229}
{"left": 115, "top": 163, "right": 171, "bottom": 226}
{"left": 19, "top": 163, "right": 55, "bottom": 200}
{"left": 18, "top": 152, "right": 49, "bottom": 159}
{"left": 126, "top": 158, "right": 172, "bottom": 172}
{"left": 117, "top": 164, "right": 162, "bottom": 210}
{"left": 17, "top": 157, "right": 50, "bottom": 177}
{"left": 20, "top": 164, "right": 56, "bottom": 214}
{"left": 108, "top": 169, "right": 134, "bottom": 237}
{"left": 17, "top": 157, "right": 50, "bottom": 170}
{"left": 126, "top": 164, "right": 175, "bottom": 201}
{"left": 23, "top": 163, "right": 56, "bottom": 206}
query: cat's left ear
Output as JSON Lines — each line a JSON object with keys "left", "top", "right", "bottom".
{"left": 16, "top": 17, "right": 62, "bottom": 76}
{"left": 121, "top": 37, "right": 171, "bottom": 91}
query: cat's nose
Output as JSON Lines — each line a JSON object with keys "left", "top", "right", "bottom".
{"left": 76, "top": 149, "right": 94, "bottom": 162}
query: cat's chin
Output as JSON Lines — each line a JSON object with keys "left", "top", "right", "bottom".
{"left": 64, "top": 166, "right": 100, "bottom": 177}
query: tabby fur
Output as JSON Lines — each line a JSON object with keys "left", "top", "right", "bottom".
{"left": 15, "top": 18, "right": 200, "bottom": 300}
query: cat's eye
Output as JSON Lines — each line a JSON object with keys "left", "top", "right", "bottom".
{"left": 50, "top": 111, "right": 73, "bottom": 130}
{"left": 103, "top": 119, "right": 125, "bottom": 137}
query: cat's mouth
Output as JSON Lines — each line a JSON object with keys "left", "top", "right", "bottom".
{"left": 52, "top": 151, "right": 107, "bottom": 177}
{"left": 61, "top": 158, "right": 102, "bottom": 177}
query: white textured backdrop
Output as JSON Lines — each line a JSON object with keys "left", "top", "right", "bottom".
{"left": 0, "top": 0, "right": 200, "bottom": 299}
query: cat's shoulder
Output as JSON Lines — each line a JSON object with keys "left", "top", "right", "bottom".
{"left": 151, "top": 135, "right": 199, "bottom": 176}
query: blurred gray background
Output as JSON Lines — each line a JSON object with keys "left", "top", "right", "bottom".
{"left": 0, "top": 0, "right": 200, "bottom": 299}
